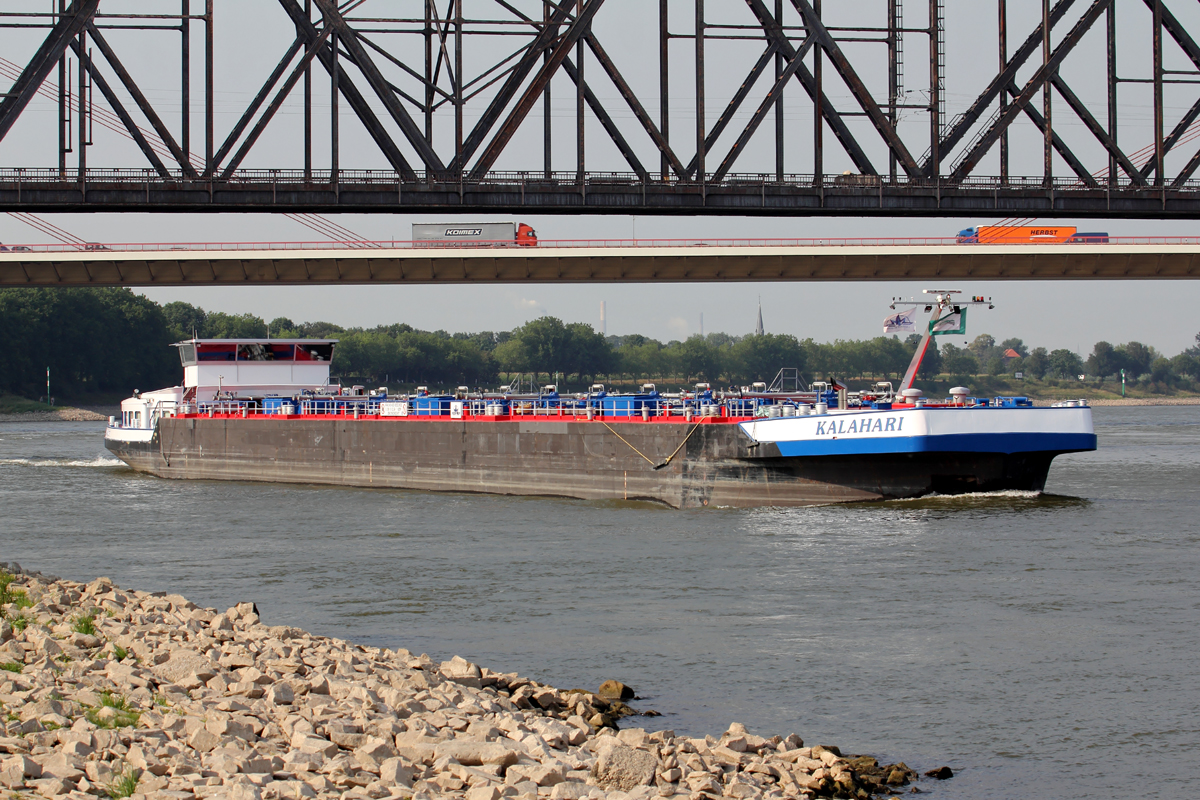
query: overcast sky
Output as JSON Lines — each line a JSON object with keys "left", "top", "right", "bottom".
{"left": 1, "top": 1, "right": 1199, "bottom": 355}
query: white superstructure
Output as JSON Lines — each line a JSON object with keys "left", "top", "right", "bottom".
{"left": 106, "top": 338, "right": 338, "bottom": 444}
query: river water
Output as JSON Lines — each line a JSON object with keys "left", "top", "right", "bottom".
{"left": 1, "top": 407, "right": 1197, "bottom": 799}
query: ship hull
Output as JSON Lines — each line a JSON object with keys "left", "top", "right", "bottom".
{"left": 104, "top": 416, "right": 1087, "bottom": 509}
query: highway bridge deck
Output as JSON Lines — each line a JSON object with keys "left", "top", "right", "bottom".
{"left": 1, "top": 240, "right": 1198, "bottom": 286}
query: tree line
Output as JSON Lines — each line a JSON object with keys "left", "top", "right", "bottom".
{"left": 1, "top": 288, "right": 1198, "bottom": 400}
{"left": 152, "top": 300, "right": 1200, "bottom": 393}
{"left": 0, "top": 288, "right": 178, "bottom": 400}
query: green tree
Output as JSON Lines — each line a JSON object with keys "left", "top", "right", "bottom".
{"left": 921, "top": 341, "right": 942, "bottom": 378}
{"left": 1171, "top": 352, "right": 1200, "bottom": 379}
{"left": 968, "top": 334, "right": 997, "bottom": 362}
{"left": 724, "top": 331, "right": 801, "bottom": 383}
{"left": 493, "top": 337, "right": 530, "bottom": 379}
{"left": 0, "top": 288, "right": 176, "bottom": 399}
{"left": 563, "top": 322, "right": 614, "bottom": 383}
{"left": 1117, "top": 341, "right": 1156, "bottom": 376}
{"left": 511, "top": 317, "right": 571, "bottom": 383}
{"left": 269, "top": 317, "right": 297, "bottom": 337}
{"left": 332, "top": 331, "right": 399, "bottom": 382}
{"left": 1000, "top": 337, "right": 1029, "bottom": 358}
{"left": 617, "top": 338, "right": 666, "bottom": 383}
{"left": 162, "top": 301, "right": 206, "bottom": 341}
{"left": 941, "top": 343, "right": 978, "bottom": 377}
{"left": 868, "top": 336, "right": 911, "bottom": 379}
{"left": 1150, "top": 357, "right": 1172, "bottom": 384}
{"left": 1087, "top": 341, "right": 1119, "bottom": 378}
{"left": 674, "top": 335, "right": 724, "bottom": 383}
{"left": 1024, "top": 347, "right": 1049, "bottom": 379}
{"left": 296, "top": 321, "right": 345, "bottom": 339}
{"left": 204, "top": 312, "right": 268, "bottom": 338}
{"left": 1047, "top": 349, "right": 1084, "bottom": 379}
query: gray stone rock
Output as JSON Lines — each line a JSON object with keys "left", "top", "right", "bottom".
{"left": 187, "top": 727, "right": 220, "bottom": 753}
{"left": 0, "top": 764, "right": 24, "bottom": 789}
{"left": 506, "top": 764, "right": 564, "bottom": 787}
{"left": 153, "top": 651, "right": 217, "bottom": 684}
{"left": 378, "top": 757, "right": 415, "bottom": 788}
{"left": 291, "top": 735, "right": 338, "bottom": 758}
{"left": 549, "top": 780, "right": 590, "bottom": 800}
{"left": 433, "top": 741, "right": 519, "bottom": 768}
{"left": 264, "top": 682, "right": 295, "bottom": 705}
{"left": 591, "top": 743, "right": 657, "bottom": 791}
{"left": 2, "top": 754, "right": 41, "bottom": 778}
{"left": 597, "top": 680, "right": 635, "bottom": 701}
{"left": 206, "top": 716, "right": 257, "bottom": 742}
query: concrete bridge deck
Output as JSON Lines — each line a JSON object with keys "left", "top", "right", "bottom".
{"left": 1, "top": 239, "right": 1198, "bottom": 286}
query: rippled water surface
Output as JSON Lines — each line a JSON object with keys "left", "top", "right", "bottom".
{"left": 2, "top": 407, "right": 1198, "bottom": 799}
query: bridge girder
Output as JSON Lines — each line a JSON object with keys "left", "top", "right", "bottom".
{"left": 2, "top": 244, "right": 1198, "bottom": 286}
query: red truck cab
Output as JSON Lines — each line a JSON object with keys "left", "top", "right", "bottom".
{"left": 516, "top": 223, "right": 538, "bottom": 246}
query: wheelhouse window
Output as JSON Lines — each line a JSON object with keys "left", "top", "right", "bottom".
{"left": 175, "top": 340, "right": 333, "bottom": 365}
{"left": 294, "top": 343, "right": 334, "bottom": 361}
{"left": 197, "top": 343, "right": 237, "bottom": 361}
{"left": 236, "top": 343, "right": 296, "bottom": 361}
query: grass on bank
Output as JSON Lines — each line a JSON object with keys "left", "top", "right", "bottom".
{"left": 85, "top": 692, "right": 140, "bottom": 729}
{"left": 71, "top": 613, "right": 97, "bottom": 636}
{"left": 105, "top": 768, "right": 140, "bottom": 799}
{"left": 0, "top": 569, "right": 33, "bottom": 615}
{"left": 0, "top": 394, "right": 58, "bottom": 414}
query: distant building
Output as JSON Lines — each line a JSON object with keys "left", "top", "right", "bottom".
{"left": 755, "top": 298, "right": 764, "bottom": 336}
{"left": 1003, "top": 348, "right": 1021, "bottom": 360}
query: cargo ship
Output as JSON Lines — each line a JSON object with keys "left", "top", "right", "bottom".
{"left": 104, "top": 293, "right": 1096, "bottom": 508}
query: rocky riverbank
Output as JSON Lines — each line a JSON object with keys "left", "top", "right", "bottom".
{"left": 0, "top": 409, "right": 108, "bottom": 423}
{"left": 0, "top": 566, "right": 939, "bottom": 800}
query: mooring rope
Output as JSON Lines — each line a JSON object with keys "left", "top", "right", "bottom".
{"left": 655, "top": 422, "right": 704, "bottom": 470}
{"left": 600, "top": 419, "right": 705, "bottom": 470}
{"left": 600, "top": 421, "right": 659, "bottom": 466}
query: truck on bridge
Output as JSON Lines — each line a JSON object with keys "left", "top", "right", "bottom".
{"left": 412, "top": 221, "right": 538, "bottom": 247}
{"left": 955, "top": 225, "right": 1109, "bottom": 244}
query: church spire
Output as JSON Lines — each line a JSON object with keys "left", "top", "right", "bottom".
{"left": 755, "top": 297, "right": 764, "bottom": 336}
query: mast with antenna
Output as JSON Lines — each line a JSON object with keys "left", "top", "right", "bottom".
{"left": 896, "top": 290, "right": 994, "bottom": 392}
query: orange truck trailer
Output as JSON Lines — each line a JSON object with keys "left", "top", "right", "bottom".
{"left": 955, "top": 225, "right": 1108, "bottom": 244}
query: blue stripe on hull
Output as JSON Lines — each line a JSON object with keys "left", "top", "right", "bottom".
{"left": 772, "top": 432, "right": 1098, "bottom": 458}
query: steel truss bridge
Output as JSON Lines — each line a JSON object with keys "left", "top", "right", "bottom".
{"left": 3, "top": 1, "right": 1200, "bottom": 217}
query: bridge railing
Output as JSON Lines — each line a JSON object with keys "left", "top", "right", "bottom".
{"left": 4, "top": 167, "right": 1200, "bottom": 192}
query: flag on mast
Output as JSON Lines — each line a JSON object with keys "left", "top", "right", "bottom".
{"left": 882, "top": 306, "right": 917, "bottom": 333}
{"left": 930, "top": 306, "right": 968, "bottom": 335}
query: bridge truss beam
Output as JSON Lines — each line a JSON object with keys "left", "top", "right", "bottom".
{"left": 2, "top": 1, "right": 1200, "bottom": 217}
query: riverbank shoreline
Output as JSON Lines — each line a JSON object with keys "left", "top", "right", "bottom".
{"left": 0, "top": 408, "right": 109, "bottom": 423}
{"left": 0, "top": 566, "right": 935, "bottom": 800}
{"left": 1082, "top": 397, "right": 1200, "bottom": 406}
